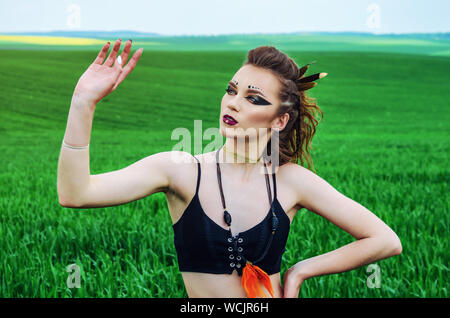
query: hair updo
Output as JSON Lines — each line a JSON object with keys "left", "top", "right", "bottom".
{"left": 242, "top": 46, "right": 326, "bottom": 173}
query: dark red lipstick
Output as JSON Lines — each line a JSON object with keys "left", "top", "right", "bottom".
{"left": 223, "top": 115, "right": 238, "bottom": 126}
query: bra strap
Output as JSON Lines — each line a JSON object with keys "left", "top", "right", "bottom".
{"left": 190, "top": 153, "right": 201, "bottom": 195}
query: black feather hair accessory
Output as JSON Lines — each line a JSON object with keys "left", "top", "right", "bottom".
{"left": 295, "top": 60, "right": 327, "bottom": 91}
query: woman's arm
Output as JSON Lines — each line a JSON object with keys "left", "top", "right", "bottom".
{"left": 282, "top": 164, "right": 402, "bottom": 297}
{"left": 57, "top": 39, "right": 144, "bottom": 206}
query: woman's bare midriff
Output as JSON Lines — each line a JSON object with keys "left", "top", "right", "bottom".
{"left": 180, "top": 271, "right": 284, "bottom": 298}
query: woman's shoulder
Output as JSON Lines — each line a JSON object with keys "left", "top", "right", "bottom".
{"left": 158, "top": 150, "right": 202, "bottom": 199}
{"left": 153, "top": 150, "right": 200, "bottom": 185}
{"left": 159, "top": 150, "right": 201, "bottom": 165}
{"left": 160, "top": 150, "right": 218, "bottom": 171}
{"left": 276, "top": 161, "right": 315, "bottom": 183}
{"left": 279, "top": 161, "right": 311, "bottom": 172}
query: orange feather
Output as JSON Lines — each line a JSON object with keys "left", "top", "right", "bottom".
{"left": 241, "top": 262, "right": 274, "bottom": 298}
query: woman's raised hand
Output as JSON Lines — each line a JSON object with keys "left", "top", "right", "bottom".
{"left": 73, "top": 38, "right": 143, "bottom": 106}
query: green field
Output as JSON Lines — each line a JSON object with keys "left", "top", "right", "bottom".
{"left": 0, "top": 33, "right": 448, "bottom": 297}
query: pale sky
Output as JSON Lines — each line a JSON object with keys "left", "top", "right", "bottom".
{"left": 0, "top": 0, "right": 449, "bottom": 35}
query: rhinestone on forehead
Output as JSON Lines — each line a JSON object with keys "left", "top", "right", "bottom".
{"left": 248, "top": 85, "right": 262, "bottom": 91}
{"left": 231, "top": 80, "right": 264, "bottom": 93}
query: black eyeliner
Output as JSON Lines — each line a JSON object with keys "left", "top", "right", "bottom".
{"left": 251, "top": 96, "right": 271, "bottom": 105}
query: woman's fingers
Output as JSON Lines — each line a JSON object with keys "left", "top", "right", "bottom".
{"left": 111, "top": 48, "right": 143, "bottom": 91}
{"left": 93, "top": 42, "right": 111, "bottom": 65}
{"left": 110, "top": 55, "right": 124, "bottom": 85}
{"left": 125, "top": 48, "right": 143, "bottom": 72}
{"left": 104, "top": 38, "right": 122, "bottom": 67}
{"left": 119, "top": 39, "right": 133, "bottom": 67}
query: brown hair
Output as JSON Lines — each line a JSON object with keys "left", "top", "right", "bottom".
{"left": 243, "top": 46, "right": 325, "bottom": 173}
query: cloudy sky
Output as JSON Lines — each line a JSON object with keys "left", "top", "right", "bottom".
{"left": 0, "top": 0, "right": 448, "bottom": 35}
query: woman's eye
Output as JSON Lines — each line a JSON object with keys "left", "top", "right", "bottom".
{"left": 226, "top": 86, "right": 254, "bottom": 101}
{"left": 225, "top": 86, "right": 270, "bottom": 105}
{"left": 225, "top": 86, "right": 235, "bottom": 94}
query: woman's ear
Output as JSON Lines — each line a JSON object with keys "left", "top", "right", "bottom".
{"left": 274, "top": 113, "right": 289, "bottom": 131}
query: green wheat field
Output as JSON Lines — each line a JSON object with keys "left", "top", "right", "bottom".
{"left": 0, "top": 33, "right": 448, "bottom": 297}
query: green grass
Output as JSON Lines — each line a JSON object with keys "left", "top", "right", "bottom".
{"left": 0, "top": 35, "right": 448, "bottom": 297}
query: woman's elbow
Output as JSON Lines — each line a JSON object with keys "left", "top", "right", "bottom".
{"left": 373, "top": 230, "right": 402, "bottom": 257}
{"left": 392, "top": 238, "right": 402, "bottom": 255}
{"left": 385, "top": 232, "right": 402, "bottom": 256}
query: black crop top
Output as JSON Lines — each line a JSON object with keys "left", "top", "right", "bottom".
{"left": 172, "top": 152, "right": 290, "bottom": 276}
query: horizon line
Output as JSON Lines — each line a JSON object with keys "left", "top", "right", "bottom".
{"left": 1, "top": 30, "right": 450, "bottom": 37}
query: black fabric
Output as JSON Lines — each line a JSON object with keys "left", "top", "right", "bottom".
{"left": 172, "top": 153, "right": 290, "bottom": 276}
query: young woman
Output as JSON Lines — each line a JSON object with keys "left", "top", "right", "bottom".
{"left": 57, "top": 38, "right": 402, "bottom": 298}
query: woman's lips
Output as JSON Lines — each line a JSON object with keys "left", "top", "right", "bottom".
{"left": 223, "top": 115, "right": 238, "bottom": 126}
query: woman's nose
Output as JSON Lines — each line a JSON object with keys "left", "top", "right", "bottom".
{"left": 227, "top": 101, "right": 240, "bottom": 112}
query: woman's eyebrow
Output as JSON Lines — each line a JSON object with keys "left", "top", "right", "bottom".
{"left": 228, "top": 81, "right": 268, "bottom": 98}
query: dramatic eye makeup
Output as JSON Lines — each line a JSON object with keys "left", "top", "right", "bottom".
{"left": 226, "top": 81, "right": 272, "bottom": 106}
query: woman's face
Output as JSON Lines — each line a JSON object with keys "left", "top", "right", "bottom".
{"left": 220, "top": 64, "right": 287, "bottom": 141}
